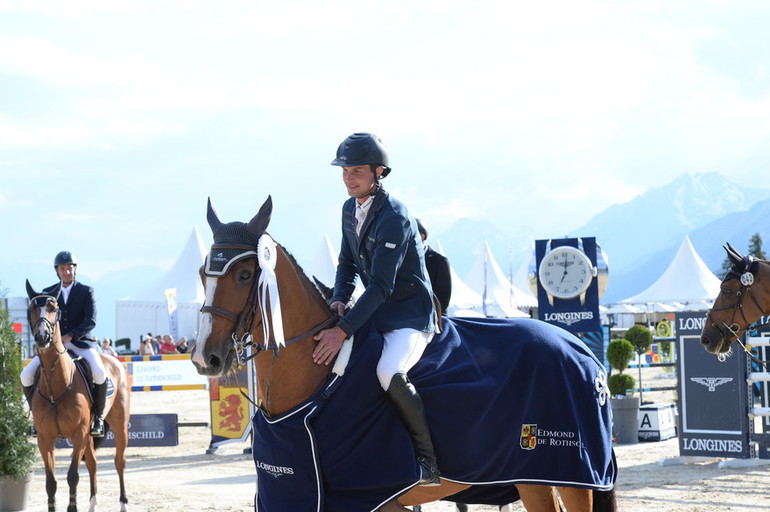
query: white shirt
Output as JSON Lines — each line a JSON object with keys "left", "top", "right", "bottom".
{"left": 60, "top": 282, "right": 73, "bottom": 304}
{"left": 355, "top": 196, "right": 373, "bottom": 236}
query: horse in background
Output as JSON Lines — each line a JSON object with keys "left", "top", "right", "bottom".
{"left": 26, "top": 280, "right": 131, "bottom": 512}
{"left": 701, "top": 243, "right": 770, "bottom": 359}
{"left": 192, "top": 196, "right": 616, "bottom": 512}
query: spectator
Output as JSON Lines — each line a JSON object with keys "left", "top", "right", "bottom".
{"left": 139, "top": 335, "right": 156, "bottom": 355}
{"left": 176, "top": 336, "right": 189, "bottom": 354}
{"left": 152, "top": 335, "right": 162, "bottom": 354}
{"left": 101, "top": 337, "right": 118, "bottom": 357}
{"left": 160, "top": 334, "right": 179, "bottom": 354}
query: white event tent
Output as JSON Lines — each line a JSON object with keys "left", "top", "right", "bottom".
{"left": 115, "top": 227, "right": 207, "bottom": 347}
{"left": 619, "top": 235, "right": 721, "bottom": 311}
{"left": 463, "top": 242, "right": 534, "bottom": 318}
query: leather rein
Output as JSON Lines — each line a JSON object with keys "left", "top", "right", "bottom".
{"left": 706, "top": 259, "right": 770, "bottom": 367}
{"left": 201, "top": 244, "right": 338, "bottom": 366}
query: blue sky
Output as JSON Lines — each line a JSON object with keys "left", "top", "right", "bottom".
{"left": 2, "top": 0, "right": 770, "bottom": 291}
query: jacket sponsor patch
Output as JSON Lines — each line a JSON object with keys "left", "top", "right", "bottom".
{"left": 385, "top": 242, "right": 396, "bottom": 249}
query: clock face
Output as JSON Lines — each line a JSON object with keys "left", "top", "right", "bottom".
{"left": 538, "top": 246, "right": 594, "bottom": 299}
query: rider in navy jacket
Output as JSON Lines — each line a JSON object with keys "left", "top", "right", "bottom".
{"left": 313, "top": 132, "right": 441, "bottom": 486}
{"left": 331, "top": 185, "right": 435, "bottom": 337}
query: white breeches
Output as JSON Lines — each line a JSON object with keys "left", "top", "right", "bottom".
{"left": 20, "top": 343, "right": 107, "bottom": 387}
{"left": 376, "top": 328, "right": 434, "bottom": 390}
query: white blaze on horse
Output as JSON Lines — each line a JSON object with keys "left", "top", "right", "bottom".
{"left": 191, "top": 197, "right": 617, "bottom": 512}
{"left": 25, "top": 281, "right": 131, "bottom": 512}
{"left": 701, "top": 242, "right": 770, "bottom": 361}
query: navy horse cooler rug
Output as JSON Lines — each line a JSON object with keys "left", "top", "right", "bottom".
{"left": 252, "top": 317, "right": 617, "bottom": 511}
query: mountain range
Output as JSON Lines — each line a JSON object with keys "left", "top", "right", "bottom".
{"left": 4, "top": 172, "right": 770, "bottom": 338}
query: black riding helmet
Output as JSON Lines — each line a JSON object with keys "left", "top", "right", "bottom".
{"left": 54, "top": 251, "right": 77, "bottom": 268}
{"left": 331, "top": 132, "right": 392, "bottom": 178}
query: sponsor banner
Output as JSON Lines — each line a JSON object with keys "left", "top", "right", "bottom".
{"left": 121, "top": 355, "right": 209, "bottom": 390}
{"left": 209, "top": 362, "right": 254, "bottom": 447}
{"left": 675, "top": 311, "right": 751, "bottom": 458}
{"left": 535, "top": 237, "right": 601, "bottom": 334}
{"left": 56, "top": 413, "right": 178, "bottom": 448}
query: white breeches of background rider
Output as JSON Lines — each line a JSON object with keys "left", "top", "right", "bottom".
{"left": 20, "top": 343, "right": 107, "bottom": 387}
{"left": 376, "top": 328, "right": 434, "bottom": 390}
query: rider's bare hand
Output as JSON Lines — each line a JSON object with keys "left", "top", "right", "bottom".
{"left": 312, "top": 326, "right": 346, "bottom": 366}
{"left": 329, "top": 301, "right": 345, "bottom": 316}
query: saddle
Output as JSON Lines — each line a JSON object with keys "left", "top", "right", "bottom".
{"left": 32, "top": 351, "right": 114, "bottom": 406}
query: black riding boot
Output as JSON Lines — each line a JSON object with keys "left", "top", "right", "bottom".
{"left": 91, "top": 381, "right": 107, "bottom": 437}
{"left": 386, "top": 373, "right": 441, "bottom": 486}
{"left": 23, "top": 385, "right": 37, "bottom": 437}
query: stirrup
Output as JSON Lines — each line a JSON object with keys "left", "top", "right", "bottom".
{"left": 29, "top": 424, "right": 38, "bottom": 438}
{"left": 417, "top": 457, "right": 441, "bottom": 486}
{"left": 91, "top": 418, "right": 105, "bottom": 437}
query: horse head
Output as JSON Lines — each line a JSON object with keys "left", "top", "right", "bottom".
{"left": 701, "top": 243, "right": 770, "bottom": 357}
{"left": 26, "top": 279, "right": 62, "bottom": 350}
{"left": 191, "top": 196, "right": 273, "bottom": 376}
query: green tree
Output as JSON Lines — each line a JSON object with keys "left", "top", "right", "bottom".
{"left": 717, "top": 233, "right": 766, "bottom": 278}
{"left": 748, "top": 233, "right": 766, "bottom": 260}
{"left": 0, "top": 288, "right": 37, "bottom": 477}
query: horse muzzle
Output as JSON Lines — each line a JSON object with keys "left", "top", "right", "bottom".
{"left": 700, "top": 324, "right": 733, "bottom": 354}
{"left": 190, "top": 342, "right": 234, "bottom": 377}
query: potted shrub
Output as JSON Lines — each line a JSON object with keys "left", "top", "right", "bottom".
{"left": 606, "top": 337, "right": 639, "bottom": 444}
{"left": 0, "top": 291, "right": 36, "bottom": 511}
{"left": 625, "top": 324, "right": 653, "bottom": 403}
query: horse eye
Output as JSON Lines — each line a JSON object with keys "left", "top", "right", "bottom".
{"left": 722, "top": 289, "right": 732, "bottom": 296}
{"left": 239, "top": 269, "right": 253, "bottom": 281}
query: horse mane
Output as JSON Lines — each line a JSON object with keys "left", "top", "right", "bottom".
{"left": 275, "top": 240, "right": 331, "bottom": 308}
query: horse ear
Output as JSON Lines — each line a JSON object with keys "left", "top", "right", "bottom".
{"left": 207, "top": 197, "right": 224, "bottom": 234}
{"left": 724, "top": 242, "right": 743, "bottom": 266}
{"left": 312, "top": 276, "right": 333, "bottom": 302}
{"left": 26, "top": 279, "right": 37, "bottom": 300}
{"left": 247, "top": 196, "right": 273, "bottom": 238}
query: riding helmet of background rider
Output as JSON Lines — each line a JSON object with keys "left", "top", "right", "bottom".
{"left": 54, "top": 250, "right": 77, "bottom": 272}
{"left": 330, "top": 132, "right": 392, "bottom": 182}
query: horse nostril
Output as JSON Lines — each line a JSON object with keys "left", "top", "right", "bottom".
{"left": 207, "top": 354, "right": 221, "bottom": 369}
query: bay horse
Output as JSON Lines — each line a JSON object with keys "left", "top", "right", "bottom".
{"left": 191, "top": 197, "right": 616, "bottom": 512}
{"left": 701, "top": 243, "right": 770, "bottom": 360}
{"left": 26, "top": 280, "right": 130, "bottom": 512}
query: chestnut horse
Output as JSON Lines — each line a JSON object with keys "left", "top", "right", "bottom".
{"left": 701, "top": 243, "right": 770, "bottom": 360}
{"left": 191, "top": 197, "right": 616, "bottom": 512}
{"left": 26, "top": 281, "right": 130, "bottom": 512}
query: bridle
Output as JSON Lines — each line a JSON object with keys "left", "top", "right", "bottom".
{"left": 28, "top": 294, "right": 63, "bottom": 349}
{"left": 201, "top": 243, "right": 338, "bottom": 366}
{"left": 706, "top": 258, "right": 770, "bottom": 367}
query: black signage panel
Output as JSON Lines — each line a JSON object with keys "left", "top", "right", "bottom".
{"left": 676, "top": 311, "right": 751, "bottom": 458}
{"left": 56, "top": 413, "right": 179, "bottom": 448}
{"left": 535, "top": 237, "right": 601, "bottom": 334}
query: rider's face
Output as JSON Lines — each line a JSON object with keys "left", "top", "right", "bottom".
{"left": 342, "top": 165, "right": 382, "bottom": 203}
{"left": 56, "top": 264, "right": 76, "bottom": 286}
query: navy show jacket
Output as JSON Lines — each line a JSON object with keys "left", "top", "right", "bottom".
{"left": 331, "top": 187, "right": 436, "bottom": 336}
{"left": 43, "top": 280, "right": 98, "bottom": 349}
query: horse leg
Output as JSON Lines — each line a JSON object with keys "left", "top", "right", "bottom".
{"left": 516, "top": 484, "right": 561, "bottom": 512}
{"left": 83, "top": 441, "right": 99, "bottom": 512}
{"left": 555, "top": 486, "right": 592, "bottom": 512}
{"left": 113, "top": 418, "right": 130, "bottom": 511}
{"left": 38, "top": 436, "right": 58, "bottom": 512}
{"left": 67, "top": 436, "right": 89, "bottom": 512}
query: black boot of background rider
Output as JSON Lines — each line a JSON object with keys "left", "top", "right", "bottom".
{"left": 91, "top": 381, "right": 108, "bottom": 437}
{"left": 23, "top": 385, "right": 37, "bottom": 437}
{"left": 386, "top": 373, "right": 441, "bottom": 486}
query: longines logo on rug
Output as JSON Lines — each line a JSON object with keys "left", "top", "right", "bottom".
{"left": 255, "top": 460, "right": 294, "bottom": 478}
{"left": 519, "top": 424, "right": 582, "bottom": 449}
